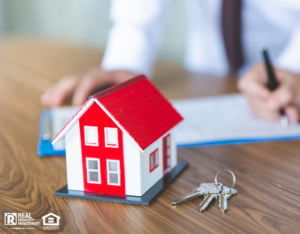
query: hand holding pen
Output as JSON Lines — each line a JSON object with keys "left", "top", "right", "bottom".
{"left": 262, "top": 49, "right": 289, "bottom": 127}
{"left": 238, "top": 53, "right": 300, "bottom": 125}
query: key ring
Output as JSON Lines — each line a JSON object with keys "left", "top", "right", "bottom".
{"left": 215, "top": 169, "right": 236, "bottom": 188}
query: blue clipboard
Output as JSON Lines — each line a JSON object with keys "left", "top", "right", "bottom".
{"left": 177, "top": 135, "right": 300, "bottom": 149}
{"left": 37, "top": 109, "right": 66, "bottom": 156}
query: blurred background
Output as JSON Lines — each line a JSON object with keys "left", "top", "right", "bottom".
{"left": 0, "top": 0, "right": 186, "bottom": 65}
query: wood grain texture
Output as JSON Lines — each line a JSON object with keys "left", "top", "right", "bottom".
{"left": 0, "top": 39, "right": 300, "bottom": 234}
{"left": 197, "top": 141, "right": 300, "bottom": 196}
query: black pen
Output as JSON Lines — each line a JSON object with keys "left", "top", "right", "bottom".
{"left": 262, "top": 49, "right": 289, "bottom": 127}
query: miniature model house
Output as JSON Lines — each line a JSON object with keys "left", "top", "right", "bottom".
{"left": 52, "top": 75, "right": 183, "bottom": 197}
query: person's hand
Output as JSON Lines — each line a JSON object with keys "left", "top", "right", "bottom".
{"left": 238, "top": 63, "right": 300, "bottom": 123}
{"left": 40, "top": 68, "right": 136, "bottom": 107}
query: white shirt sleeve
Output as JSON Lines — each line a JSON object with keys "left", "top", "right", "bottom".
{"left": 101, "top": 0, "right": 171, "bottom": 77}
{"left": 275, "top": 24, "right": 300, "bottom": 73}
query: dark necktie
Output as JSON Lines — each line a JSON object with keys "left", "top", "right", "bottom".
{"left": 221, "top": 0, "right": 244, "bottom": 73}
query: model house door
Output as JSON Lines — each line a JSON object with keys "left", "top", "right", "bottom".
{"left": 163, "top": 134, "right": 171, "bottom": 174}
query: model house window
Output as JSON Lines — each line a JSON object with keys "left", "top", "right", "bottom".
{"left": 84, "top": 126, "right": 98, "bottom": 146}
{"left": 107, "top": 160, "right": 120, "bottom": 186}
{"left": 105, "top": 128, "right": 118, "bottom": 148}
{"left": 149, "top": 149, "right": 159, "bottom": 172}
{"left": 86, "top": 158, "right": 101, "bottom": 184}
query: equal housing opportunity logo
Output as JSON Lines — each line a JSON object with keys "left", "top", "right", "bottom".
{"left": 42, "top": 213, "right": 60, "bottom": 230}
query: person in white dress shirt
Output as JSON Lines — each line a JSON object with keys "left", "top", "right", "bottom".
{"left": 41, "top": 0, "right": 300, "bottom": 123}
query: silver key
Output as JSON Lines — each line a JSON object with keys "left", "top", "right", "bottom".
{"left": 220, "top": 185, "right": 238, "bottom": 195}
{"left": 171, "top": 183, "right": 223, "bottom": 205}
{"left": 172, "top": 169, "right": 238, "bottom": 213}
{"left": 218, "top": 186, "right": 238, "bottom": 212}
{"left": 198, "top": 186, "right": 238, "bottom": 212}
{"left": 218, "top": 193, "right": 230, "bottom": 212}
{"left": 198, "top": 193, "right": 217, "bottom": 212}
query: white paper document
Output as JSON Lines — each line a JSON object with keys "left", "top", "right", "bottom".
{"left": 43, "top": 94, "right": 300, "bottom": 151}
{"left": 172, "top": 94, "right": 300, "bottom": 147}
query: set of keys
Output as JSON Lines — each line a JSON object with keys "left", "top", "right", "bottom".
{"left": 171, "top": 169, "right": 237, "bottom": 212}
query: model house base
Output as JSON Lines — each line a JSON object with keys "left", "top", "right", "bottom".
{"left": 55, "top": 161, "right": 188, "bottom": 206}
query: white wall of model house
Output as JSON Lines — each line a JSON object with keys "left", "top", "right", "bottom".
{"left": 123, "top": 132, "right": 141, "bottom": 196}
{"left": 140, "top": 129, "right": 177, "bottom": 195}
{"left": 123, "top": 129, "right": 177, "bottom": 196}
{"left": 65, "top": 121, "right": 84, "bottom": 191}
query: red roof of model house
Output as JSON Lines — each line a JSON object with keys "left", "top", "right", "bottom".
{"left": 52, "top": 75, "right": 183, "bottom": 151}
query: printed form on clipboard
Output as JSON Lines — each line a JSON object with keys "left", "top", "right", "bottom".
{"left": 172, "top": 93, "right": 300, "bottom": 148}
{"left": 38, "top": 93, "right": 300, "bottom": 156}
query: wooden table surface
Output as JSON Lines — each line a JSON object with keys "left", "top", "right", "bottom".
{"left": 1, "top": 39, "right": 300, "bottom": 234}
